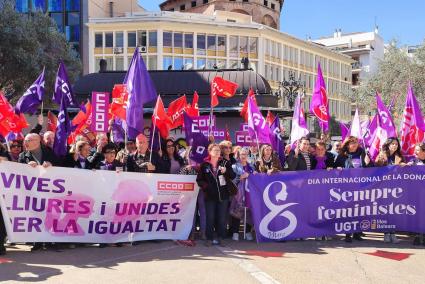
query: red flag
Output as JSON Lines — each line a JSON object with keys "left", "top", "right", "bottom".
{"left": 241, "top": 88, "right": 257, "bottom": 121}
{"left": 167, "top": 95, "right": 187, "bottom": 129}
{"left": 266, "top": 111, "right": 276, "bottom": 126}
{"left": 72, "top": 101, "right": 92, "bottom": 126}
{"left": 0, "top": 91, "right": 25, "bottom": 136}
{"left": 152, "top": 96, "right": 172, "bottom": 139}
{"left": 186, "top": 92, "right": 200, "bottom": 117}
{"left": 225, "top": 124, "right": 231, "bottom": 141}
{"left": 110, "top": 84, "right": 128, "bottom": 121}
{"left": 47, "top": 111, "right": 58, "bottom": 132}
{"left": 211, "top": 77, "right": 238, "bottom": 107}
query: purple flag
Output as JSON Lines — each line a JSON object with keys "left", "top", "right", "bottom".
{"left": 124, "top": 48, "right": 157, "bottom": 139}
{"left": 148, "top": 124, "right": 161, "bottom": 153}
{"left": 111, "top": 118, "right": 125, "bottom": 143}
{"left": 362, "top": 116, "right": 376, "bottom": 148}
{"left": 339, "top": 122, "right": 349, "bottom": 141}
{"left": 15, "top": 68, "right": 45, "bottom": 114}
{"left": 247, "top": 95, "right": 271, "bottom": 144}
{"left": 53, "top": 95, "right": 72, "bottom": 157}
{"left": 269, "top": 117, "right": 285, "bottom": 168}
{"left": 290, "top": 95, "right": 309, "bottom": 146}
{"left": 53, "top": 61, "right": 77, "bottom": 107}
{"left": 376, "top": 92, "right": 397, "bottom": 138}
{"left": 310, "top": 63, "right": 329, "bottom": 132}
{"left": 183, "top": 113, "right": 209, "bottom": 163}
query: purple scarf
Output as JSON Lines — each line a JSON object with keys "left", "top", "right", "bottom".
{"left": 316, "top": 156, "right": 327, "bottom": 170}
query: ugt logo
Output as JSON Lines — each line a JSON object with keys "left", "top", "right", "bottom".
{"left": 259, "top": 181, "right": 298, "bottom": 239}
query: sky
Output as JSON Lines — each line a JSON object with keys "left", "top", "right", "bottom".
{"left": 138, "top": 0, "right": 425, "bottom": 46}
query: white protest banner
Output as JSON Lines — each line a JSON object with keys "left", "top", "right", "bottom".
{"left": 0, "top": 162, "right": 198, "bottom": 243}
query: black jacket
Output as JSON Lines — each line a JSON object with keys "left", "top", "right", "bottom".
{"left": 286, "top": 150, "right": 317, "bottom": 171}
{"left": 196, "top": 159, "right": 236, "bottom": 202}
{"left": 157, "top": 154, "right": 185, "bottom": 174}
{"left": 18, "top": 145, "right": 59, "bottom": 166}
{"left": 126, "top": 150, "right": 160, "bottom": 173}
{"left": 334, "top": 148, "right": 369, "bottom": 169}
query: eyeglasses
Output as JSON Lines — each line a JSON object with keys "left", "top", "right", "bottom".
{"left": 11, "top": 145, "right": 22, "bottom": 148}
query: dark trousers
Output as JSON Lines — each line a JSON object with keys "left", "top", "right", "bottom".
{"left": 0, "top": 209, "right": 6, "bottom": 246}
{"left": 205, "top": 199, "right": 229, "bottom": 240}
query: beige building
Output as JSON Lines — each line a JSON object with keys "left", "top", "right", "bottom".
{"left": 87, "top": 8, "right": 353, "bottom": 124}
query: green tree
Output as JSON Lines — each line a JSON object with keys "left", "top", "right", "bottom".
{"left": 0, "top": 0, "right": 81, "bottom": 107}
{"left": 351, "top": 40, "right": 425, "bottom": 125}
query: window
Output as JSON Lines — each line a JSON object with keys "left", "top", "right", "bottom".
{"left": 163, "top": 57, "right": 173, "bottom": 70}
{"left": 197, "top": 58, "right": 206, "bottom": 69}
{"left": 95, "top": 33, "right": 103, "bottom": 48}
{"left": 115, "top": 57, "right": 124, "bottom": 70}
{"left": 128, "top": 32, "right": 136, "bottom": 47}
{"left": 240, "top": 36, "right": 248, "bottom": 53}
{"left": 138, "top": 31, "right": 147, "bottom": 47}
{"left": 249, "top": 37, "right": 257, "bottom": 55}
{"left": 174, "top": 33, "right": 183, "bottom": 48}
{"left": 105, "top": 33, "right": 113, "bottom": 48}
{"left": 217, "top": 35, "right": 226, "bottom": 52}
{"left": 180, "top": 4, "right": 185, "bottom": 10}
{"left": 184, "top": 33, "right": 193, "bottom": 48}
{"left": 197, "top": 34, "right": 206, "bottom": 55}
{"left": 32, "top": 0, "right": 46, "bottom": 11}
{"left": 163, "top": 32, "right": 172, "bottom": 47}
{"left": 264, "top": 0, "right": 268, "bottom": 7}
{"left": 203, "top": 0, "right": 208, "bottom": 4}
{"left": 183, "top": 58, "right": 194, "bottom": 70}
{"left": 191, "top": 1, "right": 196, "bottom": 7}
{"left": 149, "top": 31, "right": 157, "bottom": 47}
{"left": 16, "top": 0, "right": 29, "bottom": 12}
{"left": 230, "top": 36, "right": 238, "bottom": 57}
{"left": 174, "top": 57, "right": 184, "bottom": 70}
{"left": 66, "top": 0, "right": 80, "bottom": 11}
{"left": 115, "top": 32, "right": 123, "bottom": 47}
{"left": 48, "top": 0, "right": 62, "bottom": 12}
{"left": 271, "top": 3, "right": 275, "bottom": 9}
{"left": 51, "top": 13, "right": 64, "bottom": 32}
{"left": 207, "top": 59, "right": 216, "bottom": 69}
{"left": 207, "top": 35, "right": 216, "bottom": 50}
{"left": 148, "top": 56, "right": 157, "bottom": 70}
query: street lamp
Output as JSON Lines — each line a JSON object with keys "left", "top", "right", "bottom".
{"left": 279, "top": 71, "right": 306, "bottom": 109}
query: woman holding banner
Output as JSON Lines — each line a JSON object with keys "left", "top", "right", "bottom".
{"left": 335, "top": 136, "right": 371, "bottom": 243}
{"left": 230, "top": 147, "right": 255, "bottom": 241}
{"left": 255, "top": 144, "right": 282, "bottom": 174}
{"left": 196, "top": 144, "right": 236, "bottom": 246}
{"left": 158, "top": 139, "right": 185, "bottom": 174}
{"left": 375, "top": 137, "right": 404, "bottom": 243}
{"left": 408, "top": 143, "right": 425, "bottom": 245}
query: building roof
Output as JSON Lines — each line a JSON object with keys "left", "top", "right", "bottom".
{"left": 73, "top": 69, "right": 282, "bottom": 113}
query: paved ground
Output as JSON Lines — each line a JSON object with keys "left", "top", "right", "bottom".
{"left": 0, "top": 233, "right": 424, "bottom": 284}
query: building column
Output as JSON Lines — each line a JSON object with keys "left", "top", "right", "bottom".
{"left": 258, "top": 36, "right": 265, "bottom": 76}
{"left": 88, "top": 27, "right": 95, "bottom": 73}
{"left": 157, "top": 28, "right": 163, "bottom": 70}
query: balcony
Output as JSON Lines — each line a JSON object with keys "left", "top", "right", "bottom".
{"left": 351, "top": 62, "right": 362, "bottom": 73}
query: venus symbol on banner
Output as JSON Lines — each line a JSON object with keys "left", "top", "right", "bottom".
{"left": 259, "top": 181, "right": 298, "bottom": 240}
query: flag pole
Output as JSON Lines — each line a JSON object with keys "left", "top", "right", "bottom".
{"left": 150, "top": 96, "right": 159, "bottom": 163}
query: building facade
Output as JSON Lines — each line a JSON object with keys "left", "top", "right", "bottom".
{"left": 87, "top": 10, "right": 353, "bottom": 126}
{"left": 314, "top": 28, "right": 384, "bottom": 89}
{"left": 14, "top": 0, "right": 144, "bottom": 74}
{"left": 159, "top": 0, "right": 284, "bottom": 29}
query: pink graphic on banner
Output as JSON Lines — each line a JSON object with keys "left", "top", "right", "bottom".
{"left": 91, "top": 92, "right": 110, "bottom": 133}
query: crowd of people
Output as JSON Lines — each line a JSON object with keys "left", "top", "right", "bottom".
{"left": 1, "top": 116, "right": 425, "bottom": 255}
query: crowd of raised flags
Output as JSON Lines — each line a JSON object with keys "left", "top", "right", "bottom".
{"left": 0, "top": 48, "right": 422, "bottom": 167}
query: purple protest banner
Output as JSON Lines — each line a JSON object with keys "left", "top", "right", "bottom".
{"left": 91, "top": 92, "right": 110, "bottom": 133}
{"left": 192, "top": 115, "right": 216, "bottom": 131}
{"left": 240, "top": 123, "right": 249, "bottom": 132}
{"left": 248, "top": 166, "right": 425, "bottom": 242}
{"left": 235, "top": 131, "right": 258, "bottom": 146}
{"left": 200, "top": 128, "right": 225, "bottom": 141}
